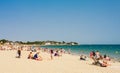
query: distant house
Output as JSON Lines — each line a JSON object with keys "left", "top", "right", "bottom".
{"left": 66, "top": 42, "right": 78, "bottom": 45}
{"left": 45, "top": 42, "right": 51, "bottom": 45}
{"left": 71, "top": 42, "right": 75, "bottom": 45}
{"left": 71, "top": 42, "right": 79, "bottom": 45}
{"left": 55, "top": 43, "right": 58, "bottom": 45}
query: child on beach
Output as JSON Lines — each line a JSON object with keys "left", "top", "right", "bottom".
{"left": 28, "top": 52, "right": 33, "bottom": 59}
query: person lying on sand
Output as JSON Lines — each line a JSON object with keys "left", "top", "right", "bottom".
{"left": 100, "top": 55, "right": 111, "bottom": 67}
{"left": 33, "top": 52, "right": 42, "bottom": 61}
{"left": 80, "top": 55, "right": 87, "bottom": 61}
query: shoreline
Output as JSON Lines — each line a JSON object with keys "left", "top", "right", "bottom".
{"left": 40, "top": 45, "right": 120, "bottom": 62}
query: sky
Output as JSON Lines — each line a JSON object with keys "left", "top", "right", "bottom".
{"left": 0, "top": 0, "right": 120, "bottom": 44}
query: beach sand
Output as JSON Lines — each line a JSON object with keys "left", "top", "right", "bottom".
{"left": 0, "top": 50, "right": 120, "bottom": 73}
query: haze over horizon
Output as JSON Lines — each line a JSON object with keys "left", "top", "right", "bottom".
{"left": 0, "top": 0, "right": 120, "bottom": 44}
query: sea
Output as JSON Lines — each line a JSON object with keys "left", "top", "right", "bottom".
{"left": 41, "top": 45, "right": 120, "bottom": 61}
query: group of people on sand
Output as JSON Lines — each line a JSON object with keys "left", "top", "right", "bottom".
{"left": 27, "top": 48, "right": 65, "bottom": 61}
{"left": 0, "top": 43, "right": 32, "bottom": 51}
{"left": 15, "top": 46, "right": 43, "bottom": 61}
{"left": 1, "top": 43, "right": 113, "bottom": 67}
{"left": 15, "top": 47, "right": 66, "bottom": 61}
{"left": 15, "top": 46, "right": 111, "bottom": 67}
{"left": 28, "top": 51, "right": 43, "bottom": 61}
{"left": 50, "top": 49, "right": 64, "bottom": 59}
{"left": 79, "top": 51, "right": 111, "bottom": 67}
{"left": 90, "top": 51, "right": 111, "bottom": 67}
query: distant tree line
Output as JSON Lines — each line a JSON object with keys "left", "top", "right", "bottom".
{"left": 0, "top": 39, "right": 79, "bottom": 45}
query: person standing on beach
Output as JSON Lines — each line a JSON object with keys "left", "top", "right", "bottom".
{"left": 50, "top": 49, "right": 54, "bottom": 60}
{"left": 17, "top": 48, "right": 21, "bottom": 58}
{"left": 68, "top": 49, "right": 71, "bottom": 54}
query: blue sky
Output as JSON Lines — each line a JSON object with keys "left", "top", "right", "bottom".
{"left": 0, "top": 0, "right": 120, "bottom": 44}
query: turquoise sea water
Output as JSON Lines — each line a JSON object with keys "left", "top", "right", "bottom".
{"left": 41, "top": 45, "right": 120, "bottom": 61}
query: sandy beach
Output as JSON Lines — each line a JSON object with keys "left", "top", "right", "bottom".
{"left": 0, "top": 50, "right": 120, "bottom": 73}
{"left": 0, "top": 0, "right": 120, "bottom": 73}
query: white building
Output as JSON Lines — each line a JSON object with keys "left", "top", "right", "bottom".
{"left": 45, "top": 42, "right": 51, "bottom": 45}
